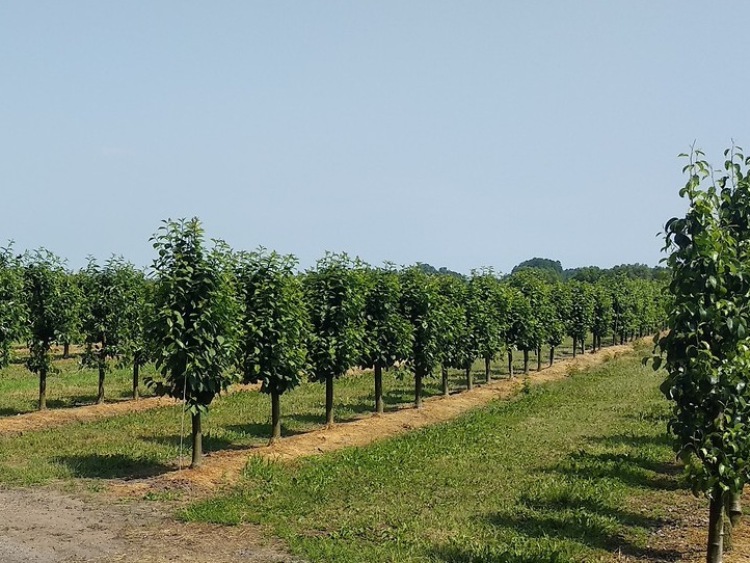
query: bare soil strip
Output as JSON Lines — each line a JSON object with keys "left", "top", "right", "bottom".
{"left": 0, "top": 487, "right": 299, "bottom": 563}
{"left": 112, "top": 344, "right": 635, "bottom": 498}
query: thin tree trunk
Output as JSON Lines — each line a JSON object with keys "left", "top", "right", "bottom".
{"left": 191, "top": 412, "right": 203, "bottom": 468}
{"left": 537, "top": 345, "right": 542, "bottom": 371}
{"left": 523, "top": 349, "right": 529, "bottom": 375}
{"left": 270, "top": 388, "right": 281, "bottom": 443}
{"left": 325, "top": 374, "right": 334, "bottom": 426}
{"left": 97, "top": 356, "right": 106, "bottom": 404}
{"left": 374, "top": 364, "right": 384, "bottom": 414}
{"left": 441, "top": 365, "right": 449, "bottom": 397}
{"left": 612, "top": 331, "right": 617, "bottom": 346}
{"left": 620, "top": 330, "right": 625, "bottom": 345}
{"left": 726, "top": 490, "right": 743, "bottom": 527}
{"left": 485, "top": 356, "right": 491, "bottom": 383}
{"left": 707, "top": 487, "right": 725, "bottom": 563}
{"left": 38, "top": 367, "right": 47, "bottom": 410}
{"left": 415, "top": 370, "right": 423, "bottom": 408}
{"left": 573, "top": 336, "right": 578, "bottom": 358}
{"left": 580, "top": 336, "right": 585, "bottom": 355}
{"left": 465, "top": 364, "right": 473, "bottom": 390}
{"left": 508, "top": 350, "right": 514, "bottom": 378}
{"left": 549, "top": 347, "right": 555, "bottom": 367}
{"left": 63, "top": 342, "right": 70, "bottom": 359}
{"left": 132, "top": 352, "right": 140, "bottom": 400}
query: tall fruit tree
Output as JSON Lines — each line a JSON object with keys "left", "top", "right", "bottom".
{"left": 0, "top": 243, "right": 26, "bottom": 367}
{"left": 23, "top": 249, "right": 69, "bottom": 410}
{"left": 654, "top": 147, "right": 750, "bottom": 563}
{"left": 304, "top": 253, "right": 365, "bottom": 426}
{"left": 146, "top": 218, "right": 239, "bottom": 468}
{"left": 79, "top": 256, "right": 146, "bottom": 403}
{"left": 360, "top": 265, "right": 412, "bottom": 414}
{"left": 400, "top": 266, "right": 443, "bottom": 408}
{"left": 236, "top": 249, "right": 309, "bottom": 442}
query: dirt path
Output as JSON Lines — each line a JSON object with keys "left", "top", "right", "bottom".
{"left": 0, "top": 487, "right": 301, "bottom": 563}
{"left": 112, "top": 344, "right": 635, "bottom": 498}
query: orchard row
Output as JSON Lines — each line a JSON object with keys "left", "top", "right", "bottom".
{"left": 0, "top": 218, "right": 667, "bottom": 466}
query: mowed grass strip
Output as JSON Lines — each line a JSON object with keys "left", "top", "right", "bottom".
{"left": 0, "top": 338, "right": 585, "bottom": 417}
{"left": 0, "top": 357, "right": 158, "bottom": 415}
{"left": 183, "top": 352, "right": 682, "bottom": 563}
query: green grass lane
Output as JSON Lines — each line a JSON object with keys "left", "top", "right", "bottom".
{"left": 183, "top": 352, "right": 681, "bottom": 563}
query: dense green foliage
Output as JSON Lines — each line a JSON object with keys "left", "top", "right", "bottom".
{"left": 0, "top": 244, "right": 26, "bottom": 367}
{"left": 236, "top": 249, "right": 310, "bottom": 441}
{"left": 146, "top": 218, "right": 239, "bottom": 467}
{"left": 654, "top": 147, "right": 750, "bottom": 561}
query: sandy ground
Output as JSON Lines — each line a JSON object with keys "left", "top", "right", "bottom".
{"left": 0, "top": 487, "right": 301, "bottom": 563}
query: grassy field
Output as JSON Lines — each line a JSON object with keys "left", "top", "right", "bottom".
{"left": 0, "top": 352, "right": 566, "bottom": 486}
{"left": 182, "top": 348, "right": 682, "bottom": 563}
{"left": 0, "top": 337, "right": 591, "bottom": 417}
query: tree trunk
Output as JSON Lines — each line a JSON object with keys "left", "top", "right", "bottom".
{"left": 508, "top": 350, "right": 514, "bottom": 378}
{"left": 325, "top": 374, "right": 334, "bottom": 426}
{"left": 132, "top": 352, "right": 140, "bottom": 400}
{"left": 465, "top": 364, "right": 473, "bottom": 390}
{"left": 485, "top": 356, "right": 491, "bottom": 383}
{"left": 580, "top": 336, "right": 585, "bottom": 355}
{"left": 97, "top": 356, "right": 106, "bottom": 404}
{"left": 38, "top": 367, "right": 47, "bottom": 410}
{"left": 572, "top": 336, "right": 578, "bottom": 358}
{"left": 523, "top": 349, "right": 529, "bottom": 375}
{"left": 620, "top": 330, "right": 625, "bottom": 345}
{"left": 374, "top": 364, "right": 384, "bottom": 414}
{"left": 612, "top": 331, "right": 617, "bottom": 346}
{"left": 270, "top": 389, "right": 281, "bottom": 443}
{"left": 726, "top": 490, "right": 743, "bottom": 527}
{"left": 63, "top": 342, "right": 70, "bottom": 359}
{"left": 191, "top": 412, "right": 203, "bottom": 468}
{"left": 707, "top": 487, "right": 725, "bottom": 563}
{"left": 414, "top": 370, "right": 423, "bottom": 408}
{"left": 441, "top": 365, "right": 449, "bottom": 397}
{"left": 537, "top": 345, "right": 542, "bottom": 371}
{"left": 549, "top": 347, "right": 555, "bottom": 367}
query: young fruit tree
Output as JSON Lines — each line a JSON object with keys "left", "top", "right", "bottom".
{"left": 0, "top": 244, "right": 26, "bottom": 368}
{"left": 22, "top": 249, "right": 70, "bottom": 410}
{"left": 360, "top": 265, "right": 412, "bottom": 414}
{"left": 79, "top": 256, "right": 145, "bottom": 404}
{"left": 653, "top": 147, "right": 750, "bottom": 563}
{"left": 146, "top": 218, "right": 239, "bottom": 468}
{"left": 467, "top": 270, "right": 506, "bottom": 382}
{"left": 400, "top": 266, "right": 443, "bottom": 408}
{"left": 303, "top": 253, "right": 365, "bottom": 426}
{"left": 434, "top": 275, "right": 471, "bottom": 396}
{"left": 235, "top": 249, "right": 309, "bottom": 442}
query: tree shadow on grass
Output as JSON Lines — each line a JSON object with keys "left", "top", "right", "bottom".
{"left": 587, "top": 432, "right": 673, "bottom": 449}
{"left": 555, "top": 450, "right": 682, "bottom": 491}
{"left": 428, "top": 543, "right": 578, "bottom": 563}
{"left": 481, "top": 510, "right": 681, "bottom": 562}
{"left": 54, "top": 453, "right": 172, "bottom": 479}
{"left": 141, "top": 433, "right": 239, "bottom": 453}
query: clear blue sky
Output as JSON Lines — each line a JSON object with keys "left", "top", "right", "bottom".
{"left": 2, "top": 2, "right": 748, "bottom": 273}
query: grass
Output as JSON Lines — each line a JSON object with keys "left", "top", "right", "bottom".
{"left": 0, "top": 335, "right": 597, "bottom": 417}
{"left": 181, "top": 350, "right": 683, "bottom": 563}
{"left": 0, "top": 354, "right": 158, "bottom": 415}
{"left": 0, "top": 350, "right": 547, "bottom": 485}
